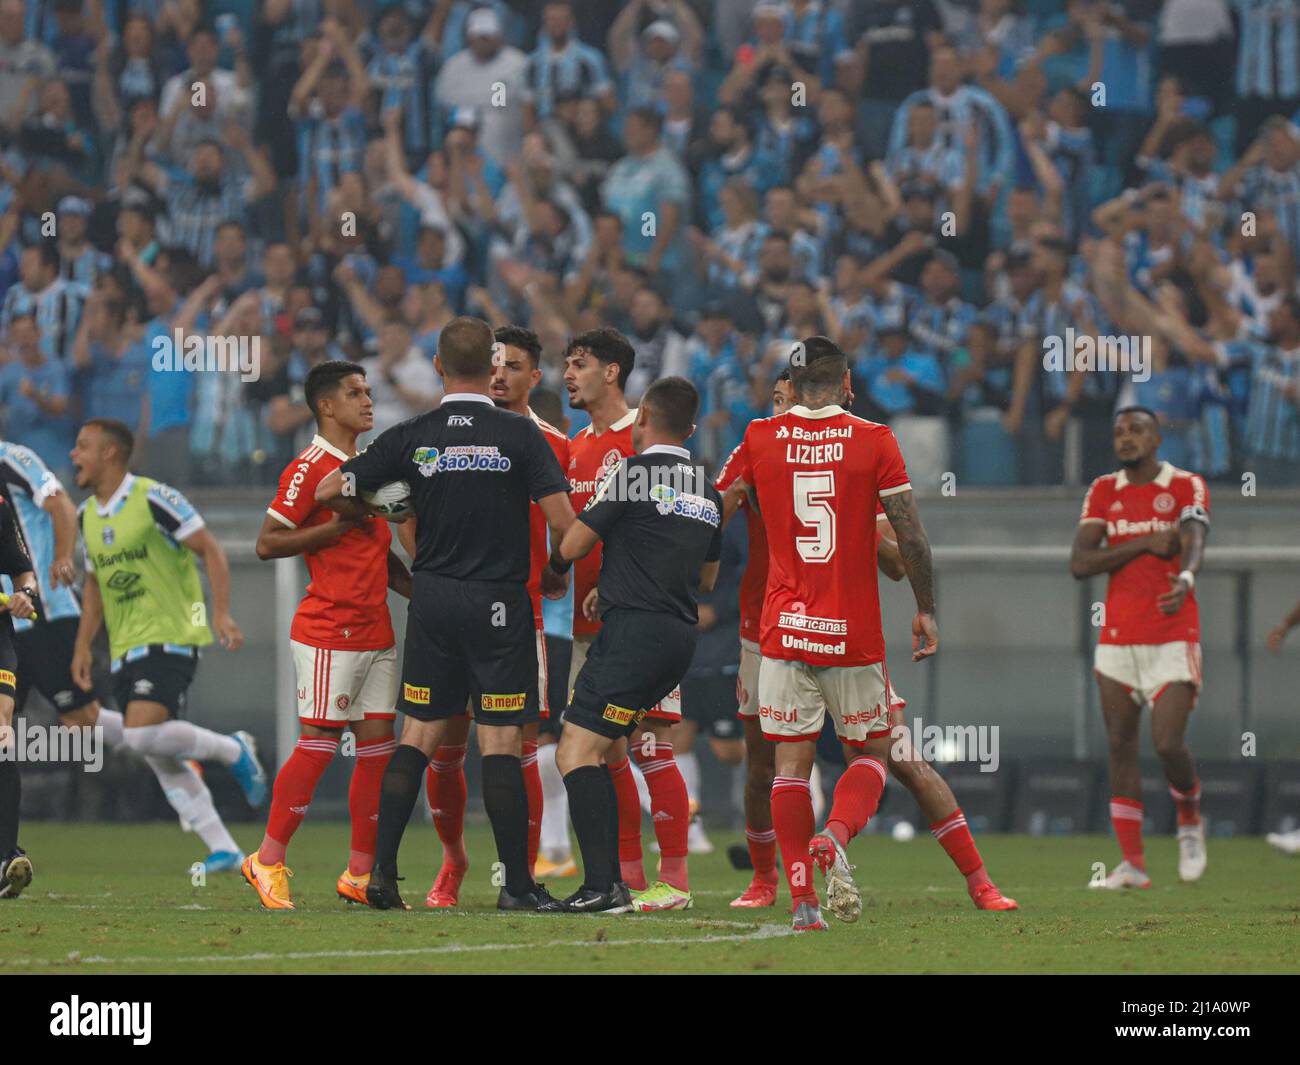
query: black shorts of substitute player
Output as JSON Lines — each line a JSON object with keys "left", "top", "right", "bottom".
{"left": 566, "top": 608, "right": 697, "bottom": 741}
{"left": 14, "top": 618, "right": 96, "bottom": 715}
{"left": 683, "top": 671, "right": 742, "bottom": 742}
{"left": 110, "top": 645, "right": 199, "bottom": 717}
{"left": 400, "top": 572, "right": 540, "bottom": 726}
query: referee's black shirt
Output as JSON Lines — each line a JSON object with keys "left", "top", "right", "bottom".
{"left": 341, "top": 393, "right": 568, "bottom": 583}
{"left": 578, "top": 444, "right": 723, "bottom": 625}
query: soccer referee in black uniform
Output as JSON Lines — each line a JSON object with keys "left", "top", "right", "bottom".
{"left": 542, "top": 377, "right": 722, "bottom": 913}
{"left": 316, "top": 317, "right": 575, "bottom": 911}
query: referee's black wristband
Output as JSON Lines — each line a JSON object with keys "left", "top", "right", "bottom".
{"left": 547, "top": 546, "right": 572, "bottom": 576}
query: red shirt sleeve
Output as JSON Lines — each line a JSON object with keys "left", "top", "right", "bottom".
{"left": 875, "top": 427, "right": 911, "bottom": 496}
{"left": 1079, "top": 476, "right": 1110, "bottom": 524}
{"left": 1178, "top": 472, "right": 1210, "bottom": 524}
{"left": 715, "top": 431, "right": 754, "bottom": 494}
{"left": 267, "top": 457, "right": 323, "bottom": 529}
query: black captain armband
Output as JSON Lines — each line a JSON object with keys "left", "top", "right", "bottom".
{"left": 548, "top": 545, "right": 572, "bottom": 576}
{"left": 1179, "top": 504, "right": 1210, "bottom": 527}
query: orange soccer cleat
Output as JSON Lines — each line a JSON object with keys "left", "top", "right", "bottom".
{"left": 425, "top": 862, "right": 468, "bottom": 908}
{"left": 336, "top": 868, "right": 370, "bottom": 904}
{"left": 242, "top": 854, "right": 294, "bottom": 910}
{"left": 971, "top": 881, "right": 1020, "bottom": 911}
{"left": 730, "top": 875, "right": 778, "bottom": 908}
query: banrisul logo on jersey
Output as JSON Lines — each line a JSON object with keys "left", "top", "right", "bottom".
{"left": 411, "top": 445, "right": 511, "bottom": 477}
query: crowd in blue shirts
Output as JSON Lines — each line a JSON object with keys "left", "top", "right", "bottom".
{"left": 1, "top": 0, "right": 1299, "bottom": 493}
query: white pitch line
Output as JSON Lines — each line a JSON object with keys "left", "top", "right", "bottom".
{"left": 14, "top": 923, "right": 794, "bottom": 968}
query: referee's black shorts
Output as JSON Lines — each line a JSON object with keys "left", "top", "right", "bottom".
{"left": 566, "top": 608, "right": 697, "bottom": 741}
{"left": 400, "top": 572, "right": 539, "bottom": 726}
{"left": 0, "top": 622, "right": 17, "bottom": 703}
{"left": 15, "top": 617, "right": 97, "bottom": 715}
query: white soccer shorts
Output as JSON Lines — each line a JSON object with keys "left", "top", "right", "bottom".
{"left": 567, "top": 632, "right": 681, "bottom": 722}
{"left": 1094, "top": 641, "right": 1202, "bottom": 707}
{"left": 741, "top": 640, "right": 904, "bottom": 723}
{"left": 292, "top": 641, "right": 399, "bottom": 725}
{"left": 757, "top": 655, "right": 892, "bottom": 746}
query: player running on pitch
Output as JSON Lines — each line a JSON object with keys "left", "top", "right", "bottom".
{"left": 0, "top": 442, "right": 135, "bottom": 773}
{"left": 1071, "top": 406, "right": 1209, "bottom": 888}
{"left": 564, "top": 328, "right": 695, "bottom": 910}
{"left": 719, "top": 373, "right": 1016, "bottom": 912}
{"left": 421, "top": 326, "right": 569, "bottom": 906}
{"left": 70, "top": 418, "right": 267, "bottom": 872}
{"left": 721, "top": 337, "right": 938, "bottom": 932}
{"left": 242, "top": 361, "right": 412, "bottom": 910}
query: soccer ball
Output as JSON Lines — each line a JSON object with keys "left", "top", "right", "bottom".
{"left": 363, "top": 480, "right": 413, "bottom": 520}
{"left": 891, "top": 821, "right": 916, "bottom": 842}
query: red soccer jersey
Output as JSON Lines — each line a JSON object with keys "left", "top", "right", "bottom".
{"left": 1079, "top": 461, "right": 1208, "bottom": 645}
{"left": 716, "top": 444, "right": 767, "bottom": 643}
{"left": 527, "top": 409, "right": 571, "bottom": 627}
{"left": 730, "top": 405, "right": 910, "bottom": 667}
{"left": 267, "top": 435, "right": 395, "bottom": 651}
{"left": 566, "top": 408, "right": 636, "bottom": 638}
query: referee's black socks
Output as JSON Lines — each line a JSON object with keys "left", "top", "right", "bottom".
{"left": 374, "top": 743, "right": 429, "bottom": 878}
{"left": 480, "top": 754, "right": 535, "bottom": 896}
{"left": 563, "top": 764, "right": 614, "bottom": 893}
{"left": 0, "top": 753, "right": 18, "bottom": 855}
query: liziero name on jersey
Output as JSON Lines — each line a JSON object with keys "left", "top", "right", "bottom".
{"left": 775, "top": 422, "right": 855, "bottom": 464}
{"left": 411, "top": 445, "right": 512, "bottom": 476}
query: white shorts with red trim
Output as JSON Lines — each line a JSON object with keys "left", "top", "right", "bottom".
{"left": 757, "top": 656, "right": 891, "bottom": 746}
{"left": 1094, "top": 641, "right": 1202, "bottom": 707}
{"left": 567, "top": 632, "right": 681, "bottom": 723}
{"left": 736, "top": 638, "right": 761, "bottom": 719}
{"left": 292, "top": 640, "right": 399, "bottom": 726}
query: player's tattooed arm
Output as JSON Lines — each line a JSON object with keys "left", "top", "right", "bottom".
{"left": 881, "top": 490, "right": 935, "bottom": 612}
{"left": 1069, "top": 521, "right": 1177, "bottom": 578}
{"left": 875, "top": 517, "right": 906, "bottom": 582}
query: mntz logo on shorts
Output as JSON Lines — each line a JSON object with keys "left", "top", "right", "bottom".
{"left": 403, "top": 683, "right": 430, "bottom": 704}
{"left": 481, "top": 692, "right": 526, "bottom": 712}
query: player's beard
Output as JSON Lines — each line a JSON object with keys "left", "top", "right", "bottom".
{"left": 1118, "top": 454, "right": 1144, "bottom": 469}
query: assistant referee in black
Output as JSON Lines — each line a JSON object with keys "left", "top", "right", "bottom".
{"left": 316, "top": 316, "right": 575, "bottom": 911}
{"left": 541, "top": 376, "right": 722, "bottom": 913}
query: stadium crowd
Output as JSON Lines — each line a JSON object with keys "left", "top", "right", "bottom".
{"left": 0, "top": 0, "right": 1299, "bottom": 497}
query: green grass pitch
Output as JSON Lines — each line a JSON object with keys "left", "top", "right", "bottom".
{"left": 2, "top": 823, "right": 1296, "bottom": 974}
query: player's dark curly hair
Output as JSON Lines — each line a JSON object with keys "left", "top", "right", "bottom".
{"left": 565, "top": 327, "right": 636, "bottom": 392}
{"left": 495, "top": 325, "right": 543, "bottom": 367}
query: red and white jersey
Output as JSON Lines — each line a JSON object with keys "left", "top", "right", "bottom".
{"left": 727, "top": 404, "right": 910, "bottom": 667}
{"left": 716, "top": 445, "right": 768, "bottom": 644}
{"left": 566, "top": 407, "right": 636, "bottom": 638}
{"left": 267, "top": 434, "right": 394, "bottom": 651}
{"left": 527, "top": 409, "right": 570, "bottom": 628}
{"left": 1079, "top": 461, "right": 1209, "bottom": 645}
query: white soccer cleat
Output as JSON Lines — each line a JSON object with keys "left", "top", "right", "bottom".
{"left": 1266, "top": 829, "right": 1300, "bottom": 855}
{"left": 1177, "top": 823, "right": 1207, "bottom": 882}
{"left": 809, "top": 832, "right": 861, "bottom": 922}
{"left": 1088, "top": 860, "right": 1151, "bottom": 890}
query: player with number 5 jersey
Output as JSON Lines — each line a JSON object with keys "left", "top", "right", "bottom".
{"left": 725, "top": 337, "right": 938, "bottom": 932}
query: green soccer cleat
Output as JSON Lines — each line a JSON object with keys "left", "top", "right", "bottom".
{"left": 630, "top": 880, "right": 693, "bottom": 912}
